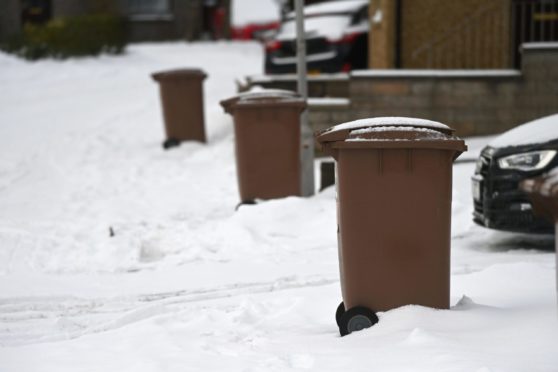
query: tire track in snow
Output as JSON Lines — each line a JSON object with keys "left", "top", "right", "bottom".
{"left": 0, "top": 275, "right": 338, "bottom": 346}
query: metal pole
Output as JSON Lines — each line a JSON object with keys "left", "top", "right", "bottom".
{"left": 295, "top": 0, "right": 315, "bottom": 196}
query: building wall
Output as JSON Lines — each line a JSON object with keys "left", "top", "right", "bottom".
{"left": 174, "top": 0, "right": 203, "bottom": 41}
{"left": 349, "top": 73, "right": 521, "bottom": 136}
{"left": 242, "top": 45, "right": 558, "bottom": 139}
{"left": 52, "top": 0, "right": 89, "bottom": 17}
{"left": 121, "top": 0, "right": 204, "bottom": 42}
{"left": 0, "top": 0, "right": 214, "bottom": 42}
{"left": 126, "top": 20, "right": 177, "bottom": 42}
{"left": 0, "top": 0, "right": 21, "bottom": 41}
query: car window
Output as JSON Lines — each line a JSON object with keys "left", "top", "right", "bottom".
{"left": 277, "top": 15, "right": 351, "bottom": 41}
{"left": 350, "top": 6, "right": 368, "bottom": 25}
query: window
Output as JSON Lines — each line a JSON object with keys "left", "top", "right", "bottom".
{"left": 125, "top": 0, "right": 170, "bottom": 15}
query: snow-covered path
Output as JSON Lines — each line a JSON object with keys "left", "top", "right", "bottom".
{"left": 0, "top": 42, "right": 557, "bottom": 372}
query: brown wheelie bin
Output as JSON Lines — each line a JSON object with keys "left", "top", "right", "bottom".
{"left": 520, "top": 168, "right": 558, "bottom": 304}
{"left": 152, "top": 69, "right": 207, "bottom": 149}
{"left": 316, "top": 117, "right": 467, "bottom": 336}
{"left": 220, "top": 90, "right": 306, "bottom": 205}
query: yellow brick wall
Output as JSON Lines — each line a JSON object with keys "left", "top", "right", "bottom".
{"left": 369, "top": 0, "right": 513, "bottom": 69}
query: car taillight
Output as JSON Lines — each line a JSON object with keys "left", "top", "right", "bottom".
{"left": 341, "top": 62, "right": 352, "bottom": 72}
{"left": 265, "top": 40, "right": 281, "bottom": 52}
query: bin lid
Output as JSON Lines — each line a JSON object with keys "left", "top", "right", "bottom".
{"left": 220, "top": 88, "right": 305, "bottom": 113}
{"left": 316, "top": 117, "right": 467, "bottom": 154}
{"left": 151, "top": 68, "right": 207, "bottom": 82}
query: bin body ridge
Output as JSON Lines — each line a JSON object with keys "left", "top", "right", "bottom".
{"left": 234, "top": 106, "right": 302, "bottom": 200}
{"left": 220, "top": 90, "right": 306, "bottom": 203}
{"left": 337, "top": 148, "right": 454, "bottom": 311}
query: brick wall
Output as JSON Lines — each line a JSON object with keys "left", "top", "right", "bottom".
{"left": 308, "top": 100, "right": 352, "bottom": 133}
{"left": 347, "top": 44, "right": 558, "bottom": 137}
{"left": 241, "top": 45, "right": 557, "bottom": 140}
{"left": 243, "top": 74, "right": 350, "bottom": 98}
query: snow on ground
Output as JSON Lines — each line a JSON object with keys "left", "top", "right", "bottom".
{"left": 0, "top": 42, "right": 557, "bottom": 372}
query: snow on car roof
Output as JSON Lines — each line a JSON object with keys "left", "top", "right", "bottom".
{"left": 231, "top": 0, "right": 280, "bottom": 27}
{"left": 489, "top": 113, "right": 558, "bottom": 148}
{"left": 277, "top": 1, "right": 369, "bottom": 41}
{"left": 286, "top": 0, "right": 368, "bottom": 18}
{"left": 277, "top": 15, "right": 352, "bottom": 41}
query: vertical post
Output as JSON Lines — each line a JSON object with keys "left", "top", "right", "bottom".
{"left": 530, "top": 1, "right": 535, "bottom": 43}
{"left": 552, "top": 1, "right": 556, "bottom": 42}
{"left": 394, "top": 0, "right": 402, "bottom": 68}
{"left": 295, "top": 0, "right": 315, "bottom": 196}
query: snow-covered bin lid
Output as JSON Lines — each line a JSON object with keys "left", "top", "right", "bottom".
{"left": 520, "top": 167, "right": 558, "bottom": 221}
{"left": 346, "top": 126, "right": 452, "bottom": 142}
{"left": 238, "top": 89, "right": 300, "bottom": 102}
{"left": 316, "top": 117, "right": 467, "bottom": 154}
{"left": 151, "top": 68, "right": 207, "bottom": 82}
{"left": 317, "top": 117, "right": 453, "bottom": 142}
{"left": 220, "top": 88, "right": 304, "bottom": 114}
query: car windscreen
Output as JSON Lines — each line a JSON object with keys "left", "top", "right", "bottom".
{"left": 276, "top": 15, "right": 351, "bottom": 41}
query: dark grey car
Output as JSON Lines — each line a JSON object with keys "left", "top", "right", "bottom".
{"left": 472, "top": 114, "right": 558, "bottom": 234}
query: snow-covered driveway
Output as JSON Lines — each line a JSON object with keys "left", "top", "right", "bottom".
{"left": 0, "top": 42, "right": 557, "bottom": 372}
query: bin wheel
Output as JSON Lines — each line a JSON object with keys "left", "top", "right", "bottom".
{"left": 335, "top": 301, "right": 345, "bottom": 327}
{"left": 235, "top": 199, "right": 257, "bottom": 211}
{"left": 163, "top": 138, "right": 180, "bottom": 150}
{"left": 339, "top": 306, "right": 378, "bottom": 337}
